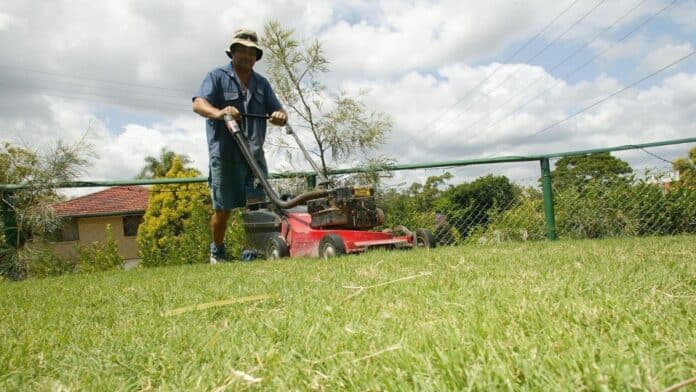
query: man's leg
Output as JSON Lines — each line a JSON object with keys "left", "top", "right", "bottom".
{"left": 211, "top": 209, "right": 231, "bottom": 246}
{"left": 208, "top": 156, "right": 246, "bottom": 263}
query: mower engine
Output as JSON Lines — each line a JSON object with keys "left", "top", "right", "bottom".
{"left": 306, "top": 186, "right": 384, "bottom": 230}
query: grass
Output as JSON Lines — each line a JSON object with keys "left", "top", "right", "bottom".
{"left": 1, "top": 236, "right": 694, "bottom": 390}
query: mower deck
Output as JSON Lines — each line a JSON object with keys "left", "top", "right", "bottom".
{"left": 284, "top": 211, "right": 412, "bottom": 257}
{"left": 242, "top": 206, "right": 431, "bottom": 260}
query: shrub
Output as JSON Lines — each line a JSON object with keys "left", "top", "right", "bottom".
{"left": 469, "top": 187, "right": 546, "bottom": 244}
{"left": 74, "top": 224, "right": 124, "bottom": 273}
{"left": 138, "top": 157, "right": 210, "bottom": 267}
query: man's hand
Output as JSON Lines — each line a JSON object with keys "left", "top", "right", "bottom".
{"left": 269, "top": 110, "right": 287, "bottom": 126}
{"left": 216, "top": 106, "right": 241, "bottom": 121}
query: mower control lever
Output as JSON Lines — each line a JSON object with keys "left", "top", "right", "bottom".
{"left": 235, "top": 113, "right": 331, "bottom": 187}
{"left": 223, "top": 114, "right": 329, "bottom": 209}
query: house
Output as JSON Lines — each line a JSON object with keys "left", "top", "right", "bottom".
{"left": 51, "top": 186, "right": 149, "bottom": 262}
{"left": 645, "top": 170, "right": 680, "bottom": 193}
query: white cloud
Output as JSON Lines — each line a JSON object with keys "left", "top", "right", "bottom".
{"left": 0, "top": 0, "right": 694, "bottom": 192}
{"left": 669, "top": 1, "right": 696, "bottom": 31}
{"left": 637, "top": 41, "right": 695, "bottom": 74}
{"left": 0, "top": 12, "right": 13, "bottom": 31}
{"left": 336, "top": 66, "right": 695, "bottom": 166}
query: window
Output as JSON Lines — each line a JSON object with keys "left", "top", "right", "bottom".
{"left": 123, "top": 215, "right": 144, "bottom": 237}
{"left": 52, "top": 218, "right": 79, "bottom": 242}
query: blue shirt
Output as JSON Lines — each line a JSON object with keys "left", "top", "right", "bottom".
{"left": 193, "top": 62, "right": 283, "bottom": 171}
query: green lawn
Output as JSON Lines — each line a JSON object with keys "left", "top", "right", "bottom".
{"left": 1, "top": 236, "right": 694, "bottom": 390}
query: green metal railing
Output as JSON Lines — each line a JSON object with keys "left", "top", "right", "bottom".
{"left": 2, "top": 137, "right": 695, "bottom": 248}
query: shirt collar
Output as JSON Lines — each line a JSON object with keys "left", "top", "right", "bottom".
{"left": 222, "top": 61, "right": 257, "bottom": 95}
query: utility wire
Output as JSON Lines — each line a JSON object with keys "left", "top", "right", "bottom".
{"left": 0, "top": 64, "right": 191, "bottom": 93}
{"left": 424, "top": 0, "right": 581, "bottom": 131}
{"left": 639, "top": 148, "right": 676, "bottom": 165}
{"left": 20, "top": 74, "right": 189, "bottom": 99}
{"left": 0, "top": 81, "right": 192, "bottom": 114}
{"left": 531, "top": 48, "right": 696, "bottom": 137}
{"left": 477, "top": 0, "right": 679, "bottom": 136}
{"left": 432, "top": 0, "right": 609, "bottom": 135}
{"left": 458, "top": 0, "right": 649, "bottom": 136}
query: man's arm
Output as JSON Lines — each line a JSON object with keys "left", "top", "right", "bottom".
{"left": 192, "top": 97, "right": 241, "bottom": 121}
{"left": 265, "top": 82, "right": 287, "bottom": 126}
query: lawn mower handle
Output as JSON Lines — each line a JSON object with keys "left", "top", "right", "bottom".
{"left": 240, "top": 113, "right": 331, "bottom": 187}
{"left": 224, "top": 115, "right": 329, "bottom": 209}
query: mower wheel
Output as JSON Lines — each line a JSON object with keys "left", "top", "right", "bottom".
{"left": 413, "top": 228, "right": 436, "bottom": 249}
{"left": 266, "top": 236, "right": 290, "bottom": 260}
{"left": 319, "top": 234, "right": 346, "bottom": 259}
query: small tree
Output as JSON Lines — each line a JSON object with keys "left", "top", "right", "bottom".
{"left": 551, "top": 152, "right": 633, "bottom": 192}
{"left": 75, "top": 224, "right": 124, "bottom": 273}
{"left": 137, "top": 147, "right": 193, "bottom": 179}
{"left": 261, "top": 21, "right": 392, "bottom": 176}
{"left": 0, "top": 139, "right": 92, "bottom": 280}
{"left": 137, "top": 156, "right": 210, "bottom": 266}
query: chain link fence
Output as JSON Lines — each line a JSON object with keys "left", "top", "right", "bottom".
{"left": 2, "top": 142, "right": 695, "bottom": 254}
{"left": 367, "top": 166, "right": 694, "bottom": 246}
{"left": 264, "top": 157, "right": 695, "bottom": 247}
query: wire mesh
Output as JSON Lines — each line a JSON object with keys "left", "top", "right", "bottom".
{"left": 361, "top": 165, "right": 695, "bottom": 246}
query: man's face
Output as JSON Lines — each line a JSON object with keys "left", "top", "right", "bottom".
{"left": 232, "top": 45, "right": 258, "bottom": 72}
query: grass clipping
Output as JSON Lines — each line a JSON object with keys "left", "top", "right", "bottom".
{"left": 162, "top": 294, "right": 271, "bottom": 317}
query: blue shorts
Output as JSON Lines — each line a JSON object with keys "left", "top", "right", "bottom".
{"left": 208, "top": 157, "right": 265, "bottom": 210}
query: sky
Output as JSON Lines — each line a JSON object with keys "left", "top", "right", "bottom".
{"left": 0, "top": 0, "right": 694, "bottom": 193}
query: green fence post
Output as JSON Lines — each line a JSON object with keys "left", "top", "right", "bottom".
{"left": 2, "top": 191, "right": 18, "bottom": 248}
{"left": 540, "top": 158, "right": 557, "bottom": 240}
{"left": 306, "top": 174, "right": 317, "bottom": 190}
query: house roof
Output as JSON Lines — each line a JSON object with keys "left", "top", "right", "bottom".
{"left": 54, "top": 186, "right": 149, "bottom": 218}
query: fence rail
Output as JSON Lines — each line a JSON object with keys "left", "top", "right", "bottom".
{"left": 2, "top": 137, "right": 695, "bottom": 249}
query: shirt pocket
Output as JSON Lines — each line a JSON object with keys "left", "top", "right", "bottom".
{"left": 223, "top": 90, "right": 239, "bottom": 102}
{"left": 253, "top": 92, "right": 264, "bottom": 106}
{"left": 222, "top": 83, "right": 240, "bottom": 103}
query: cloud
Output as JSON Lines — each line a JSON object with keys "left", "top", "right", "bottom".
{"left": 0, "top": 12, "right": 14, "bottom": 31}
{"left": 637, "top": 41, "right": 695, "bottom": 74}
{"left": 0, "top": 0, "right": 693, "bottom": 193}
{"left": 338, "top": 65, "right": 694, "bottom": 165}
{"left": 669, "top": 1, "right": 696, "bottom": 31}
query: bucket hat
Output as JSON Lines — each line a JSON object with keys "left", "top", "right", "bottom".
{"left": 225, "top": 28, "right": 263, "bottom": 60}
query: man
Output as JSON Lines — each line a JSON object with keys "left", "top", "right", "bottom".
{"left": 192, "top": 28, "right": 287, "bottom": 264}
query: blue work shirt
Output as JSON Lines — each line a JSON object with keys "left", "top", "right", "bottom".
{"left": 193, "top": 62, "right": 283, "bottom": 172}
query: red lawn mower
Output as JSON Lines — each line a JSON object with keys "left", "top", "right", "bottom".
{"left": 225, "top": 114, "right": 435, "bottom": 260}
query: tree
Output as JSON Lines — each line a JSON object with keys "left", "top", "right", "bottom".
{"left": 551, "top": 152, "right": 632, "bottom": 191}
{"left": 405, "top": 172, "right": 453, "bottom": 212}
{"left": 439, "top": 175, "right": 521, "bottom": 238}
{"left": 1, "top": 140, "right": 92, "bottom": 280}
{"left": 137, "top": 147, "right": 193, "bottom": 179}
{"left": 261, "top": 21, "right": 392, "bottom": 176}
{"left": 137, "top": 156, "right": 211, "bottom": 266}
{"left": 672, "top": 146, "right": 695, "bottom": 188}
{"left": 379, "top": 172, "right": 452, "bottom": 230}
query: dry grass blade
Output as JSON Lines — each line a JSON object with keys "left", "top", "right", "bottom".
{"left": 212, "top": 368, "right": 263, "bottom": 392}
{"left": 342, "top": 272, "right": 431, "bottom": 300}
{"left": 162, "top": 294, "right": 271, "bottom": 317}
{"left": 353, "top": 343, "right": 403, "bottom": 363}
{"left": 662, "top": 376, "right": 696, "bottom": 392}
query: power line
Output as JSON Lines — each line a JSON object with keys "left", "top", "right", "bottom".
{"left": 433, "top": 0, "right": 609, "bottom": 134}
{"left": 0, "top": 64, "right": 191, "bottom": 93}
{"left": 474, "top": 0, "right": 679, "bottom": 137}
{"left": 424, "top": 0, "right": 582, "bottom": 131}
{"left": 22, "top": 74, "right": 189, "bottom": 99}
{"left": 531, "top": 48, "right": 696, "bottom": 137}
{"left": 639, "top": 148, "right": 675, "bottom": 165}
{"left": 0, "top": 81, "right": 192, "bottom": 114}
{"left": 457, "top": 0, "right": 650, "bottom": 136}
